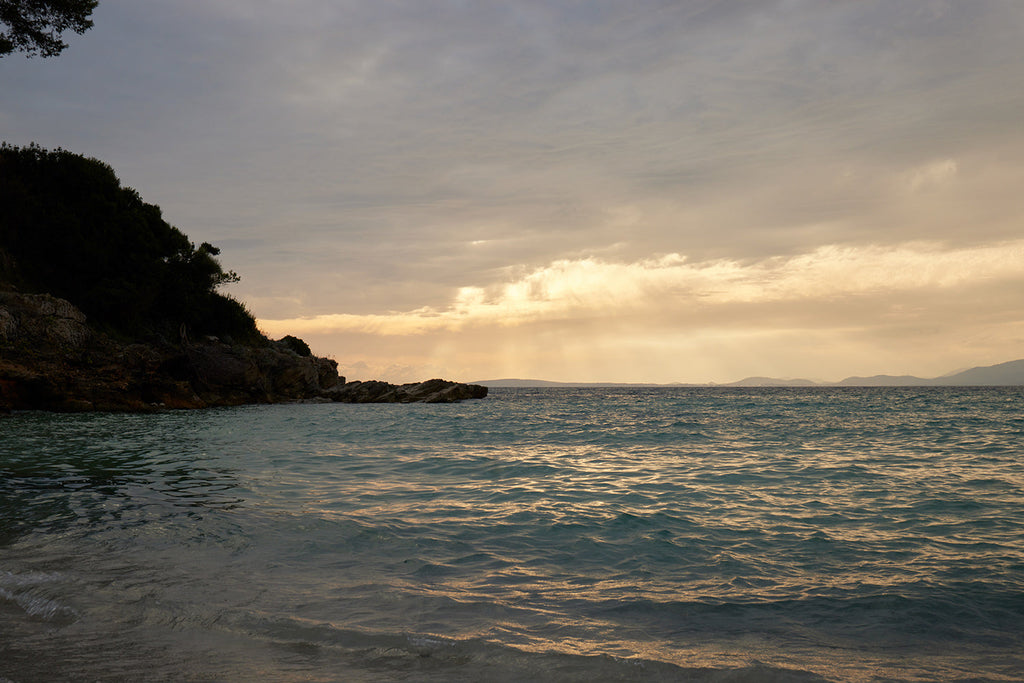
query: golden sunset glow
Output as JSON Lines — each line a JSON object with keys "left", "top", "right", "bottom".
{"left": 257, "top": 238, "right": 1024, "bottom": 382}
{"left": 261, "top": 240, "right": 1024, "bottom": 336}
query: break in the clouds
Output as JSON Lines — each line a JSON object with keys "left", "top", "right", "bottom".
{"left": 259, "top": 239, "right": 1024, "bottom": 383}
{"left": 262, "top": 239, "right": 1024, "bottom": 335}
{"left": 4, "top": 1, "right": 1024, "bottom": 382}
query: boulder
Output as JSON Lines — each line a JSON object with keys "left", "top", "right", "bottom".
{"left": 0, "top": 291, "right": 91, "bottom": 348}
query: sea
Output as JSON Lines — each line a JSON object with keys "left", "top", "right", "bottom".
{"left": 1, "top": 387, "right": 1023, "bottom": 682}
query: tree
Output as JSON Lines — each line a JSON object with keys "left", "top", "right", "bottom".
{"left": 0, "top": 0, "right": 98, "bottom": 57}
{"left": 0, "top": 143, "right": 263, "bottom": 343}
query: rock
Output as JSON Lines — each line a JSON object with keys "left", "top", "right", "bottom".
{"left": 323, "top": 378, "right": 488, "bottom": 404}
{"left": 323, "top": 380, "right": 399, "bottom": 403}
{"left": 0, "top": 291, "right": 91, "bottom": 348}
{"left": 401, "top": 378, "right": 490, "bottom": 403}
{"left": 315, "top": 357, "right": 342, "bottom": 390}
{"left": 159, "top": 341, "right": 339, "bottom": 406}
{"left": 0, "top": 307, "right": 16, "bottom": 342}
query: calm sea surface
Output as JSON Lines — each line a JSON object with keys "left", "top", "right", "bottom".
{"left": 1, "top": 387, "right": 1023, "bottom": 682}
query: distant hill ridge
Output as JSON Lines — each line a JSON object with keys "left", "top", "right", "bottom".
{"left": 477, "top": 359, "right": 1024, "bottom": 388}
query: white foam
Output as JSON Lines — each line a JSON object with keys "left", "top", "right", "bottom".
{"left": 0, "top": 571, "right": 78, "bottom": 621}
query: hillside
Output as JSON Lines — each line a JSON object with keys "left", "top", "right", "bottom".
{"left": 936, "top": 359, "right": 1024, "bottom": 386}
{"left": 0, "top": 143, "right": 258, "bottom": 343}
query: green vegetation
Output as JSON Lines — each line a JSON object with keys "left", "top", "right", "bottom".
{"left": 0, "top": 0, "right": 98, "bottom": 57}
{"left": 0, "top": 143, "right": 262, "bottom": 343}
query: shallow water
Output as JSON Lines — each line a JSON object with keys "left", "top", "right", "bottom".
{"left": 1, "top": 387, "right": 1023, "bottom": 681}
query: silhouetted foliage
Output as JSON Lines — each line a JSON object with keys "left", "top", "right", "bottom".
{"left": 278, "top": 335, "right": 312, "bottom": 357}
{"left": 0, "top": 0, "right": 98, "bottom": 57}
{"left": 0, "top": 143, "right": 262, "bottom": 343}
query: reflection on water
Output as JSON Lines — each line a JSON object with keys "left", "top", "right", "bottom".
{"left": 1, "top": 390, "right": 1023, "bottom": 682}
{"left": 0, "top": 410, "right": 244, "bottom": 546}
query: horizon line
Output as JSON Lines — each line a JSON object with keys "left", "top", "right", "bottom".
{"left": 470, "top": 357, "right": 1024, "bottom": 388}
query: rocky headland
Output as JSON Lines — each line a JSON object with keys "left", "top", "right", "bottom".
{"left": 0, "top": 144, "right": 485, "bottom": 412}
{"left": 0, "top": 290, "right": 485, "bottom": 412}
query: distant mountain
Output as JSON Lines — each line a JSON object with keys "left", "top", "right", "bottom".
{"left": 475, "top": 379, "right": 575, "bottom": 388}
{"left": 474, "top": 378, "right": 674, "bottom": 388}
{"left": 477, "top": 359, "right": 1024, "bottom": 388}
{"left": 935, "top": 358, "right": 1024, "bottom": 386}
{"left": 723, "top": 377, "right": 818, "bottom": 387}
{"left": 835, "top": 359, "right": 1024, "bottom": 386}
{"left": 835, "top": 374, "right": 928, "bottom": 386}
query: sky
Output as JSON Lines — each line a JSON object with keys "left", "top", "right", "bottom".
{"left": 3, "top": 0, "right": 1024, "bottom": 384}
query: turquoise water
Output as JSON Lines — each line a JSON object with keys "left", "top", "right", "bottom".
{"left": 1, "top": 387, "right": 1023, "bottom": 682}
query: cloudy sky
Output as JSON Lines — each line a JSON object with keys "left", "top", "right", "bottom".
{"left": 4, "top": 0, "right": 1024, "bottom": 383}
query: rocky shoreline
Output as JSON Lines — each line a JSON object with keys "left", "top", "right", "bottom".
{"left": 0, "top": 290, "right": 486, "bottom": 413}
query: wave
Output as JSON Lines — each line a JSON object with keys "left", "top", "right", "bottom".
{"left": 222, "top": 614, "right": 831, "bottom": 683}
{"left": 0, "top": 570, "right": 78, "bottom": 624}
{"left": 591, "top": 588, "right": 1024, "bottom": 648}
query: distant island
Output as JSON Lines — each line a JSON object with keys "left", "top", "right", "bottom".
{"left": 477, "top": 358, "right": 1024, "bottom": 388}
{"left": 0, "top": 144, "right": 485, "bottom": 412}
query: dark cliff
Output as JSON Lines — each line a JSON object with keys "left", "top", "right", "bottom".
{"left": 0, "top": 289, "right": 335, "bottom": 411}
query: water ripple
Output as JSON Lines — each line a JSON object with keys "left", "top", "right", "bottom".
{"left": 2, "top": 388, "right": 1023, "bottom": 681}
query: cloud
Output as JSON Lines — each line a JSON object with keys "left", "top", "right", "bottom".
{"left": 259, "top": 239, "right": 1024, "bottom": 338}
{"left": 906, "top": 159, "right": 958, "bottom": 192}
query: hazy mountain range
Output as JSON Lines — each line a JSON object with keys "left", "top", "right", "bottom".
{"left": 477, "top": 359, "right": 1024, "bottom": 388}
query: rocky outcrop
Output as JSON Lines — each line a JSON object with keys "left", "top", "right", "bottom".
{"left": 0, "top": 291, "right": 92, "bottom": 349}
{"left": 323, "top": 378, "right": 489, "bottom": 404}
{"left": 153, "top": 339, "right": 344, "bottom": 408}
{"left": 0, "top": 291, "right": 486, "bottom": 412}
